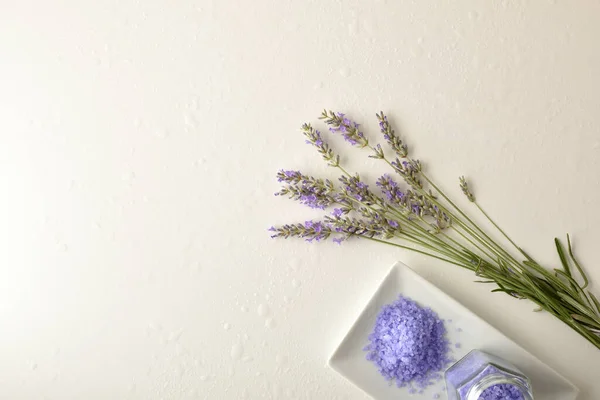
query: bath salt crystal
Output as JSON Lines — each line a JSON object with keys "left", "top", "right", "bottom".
{"left": 364, "top": 295, "right": 451, "bottom": 390}
{"left": 478, "top": 383, "right": 524, "bottom": 400}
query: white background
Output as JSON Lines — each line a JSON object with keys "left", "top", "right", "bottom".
{"left": 2, "top": 1, "right": 600, "bottom": 399}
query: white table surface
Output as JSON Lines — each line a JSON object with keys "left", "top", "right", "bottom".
{"left": 2, "top": 1, "right": 600, "bottom": 399}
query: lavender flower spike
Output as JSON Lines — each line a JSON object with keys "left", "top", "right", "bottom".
{"left": 275, "top": 171, "right": 336, "bottom": 209}
{"left": 376, "top": 174, "right": 405, "bottom": 205}
{"left": 301, "top": 123, "right": 340, "bottom": 167}
{"left": 376, "top": 111, "right": 408, "bottom": 158}
{"left": 459, "top": 176, "right": 475, "bottom": 202}
{"left": 320, "top": 110, "right": 369, "bottom": 147}
{"left": 269, "top": 220, "right": 331, "bottom": 242}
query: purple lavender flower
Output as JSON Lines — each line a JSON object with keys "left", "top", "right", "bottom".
{"left": 301, "top": 123, "right": 340, "bottom": 167}
{"left": 332, "top": 208, "right": 343, "bottom": 217}
{"left": 320, "top": 110, "right": 369, "bottom": 147}
{"left": 376, "top": 174, "right": 405, "bottom": 204}
{"left": 269, "top": 220, "right": 331, "bottom": 242}
{"left": 277, "top": 170, "right": 302, "bottom": 183}
{"left": 377, "top": 111, "right": 408, "bottom": 157}
{"left": 325, "top": 213, "right": 387, "bottom": 239}
{"left": 276, "top": 171, "right": 336, "bottom": 209}
{"left": 391, "top": 158, "right": 422, "bottom": 189}
{"left": 339, "top": 175, "right": 372, "bottom": 204}
{"left": 332, "top": 237, "right": 345, "bottom": 245}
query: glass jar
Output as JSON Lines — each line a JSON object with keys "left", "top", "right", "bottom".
{"left": 445, "top": 350, "right": 534, "bottom": 400}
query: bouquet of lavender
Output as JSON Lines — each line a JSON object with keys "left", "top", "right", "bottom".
{"left": 270, "top": 110, "right": 600, "bottom": 350}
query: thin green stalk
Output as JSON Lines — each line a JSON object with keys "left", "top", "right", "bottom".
{"left": 364, "top": 145, "right": 513, "bottom": 268}
{"left": 362, "top": 236, "right": 471, "bottom": 269}
{"left": 422, "top": 173, "right": 523, "bottom": 267}
{"left": 475, "top": 202, "right": 528, "bottom": 259}
{"left": 334, "top": 163, "right": 469, "bottom": 262}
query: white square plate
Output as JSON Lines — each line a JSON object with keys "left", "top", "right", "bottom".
{"left": 329, "top": 262, "right": 579, "bottom": 400}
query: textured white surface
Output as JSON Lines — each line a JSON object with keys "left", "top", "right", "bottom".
{"left": 1, "top": 1, "right": 600, "bottom": 399}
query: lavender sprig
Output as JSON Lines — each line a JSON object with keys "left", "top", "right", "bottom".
{"left": 339, "top": 174, "right": 374, "bottom": 204}
{"left": 320, "top": 110, "right": 369, "bottom": 147}
{"left": 301, "top": 123, "right": 340, "bottom": 167}
{"left": 275, "top": 170, "right": 336, "bottom": 209}
{"left": 269, "top": 220, "right": 331, "bottom": 242}
{"left": 459, "top": 176, "right": 475, "bottom": 202}
{"left": 377, "top": 111, "right": 408, "bottom": 158}
{"left": 271, "top": 110, "right": 600, "bottom": 351}
{"left": 377, "top": 174, "right": 450, "bottom": 231}
{"left": 391, "top": 159, "right": 423, "bottom": 189}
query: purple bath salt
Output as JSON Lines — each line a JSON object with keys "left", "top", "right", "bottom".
{"left": 445, "top": 350, "right": 532, "bottom": 400}
{"left": 478, "top": 383, "right": 524, "bottom": 400}
{"left": 364, "top": 295, "right": 451, "bottom": 390}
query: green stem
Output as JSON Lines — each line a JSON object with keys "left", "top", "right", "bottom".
{"left": 362, "top": 236, "right": 471, "bottom": 269}
{"left": 475, "top": 202, "right": 528, "bottom": 259}
{"left": 422, "top": 173, "right": 523, "bottom": 267}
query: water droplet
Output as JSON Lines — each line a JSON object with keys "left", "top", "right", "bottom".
{"left": 291, "top": 279, "right": 301, "bottom": 289}
{"left": 230, "top": 343, "right": 244, "bottom": 360}
{"left": 183, "top": 113, "right": 199, "bottom": 130}
{"left": 468, "top": 10, "right": 480, "bottom": 20}
{"left": 200, "top": 375, "right": 208, "bottom": 382}
{"left": 61, "top": 244, "right": 69, "bottom": 252}
{"left": 264, "top": 294, "right": 270, "bottom": 301}
{"left": 283, "top": 296, "right": 290, "bottom": 303}
{"left": 154, "top": 129, "right": 170, "bottom": 139}
{"left": 348, "top": 20, "right": 358, "bottom": 36}
{"left": 193, "top": 158, "right": 207, "bottom": 167}
{"left": 339, "top": 68, "right": 351, "bottom": 78}
{"left": 168, "top": 329, "right": 184, "bottom": 342}
{"left": 122, "top": 171, "right": 135, "bottom": 183}
{"left": 276, "top": 354, "right": 288, "bottom": 365}
{"left": 223, "top": 323, "right": 231, "bottom": 330}
{"left": 240, "top": 305, "right": 249, "bottom": 312}
{"left": 265, "top": 318, "right": 276, "bottom": 329}
{"left": 257, "top": 304, "right": 270, "bottom": 317}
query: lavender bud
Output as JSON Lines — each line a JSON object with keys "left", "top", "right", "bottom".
{"left": 320, "top": 110, "right": 369, "bottom": 148}
{"left": 459, "top": 176, "right": 475, "bottom": 202}
{"left": 376, "top": 111, "right": 408, "bottom": 158}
